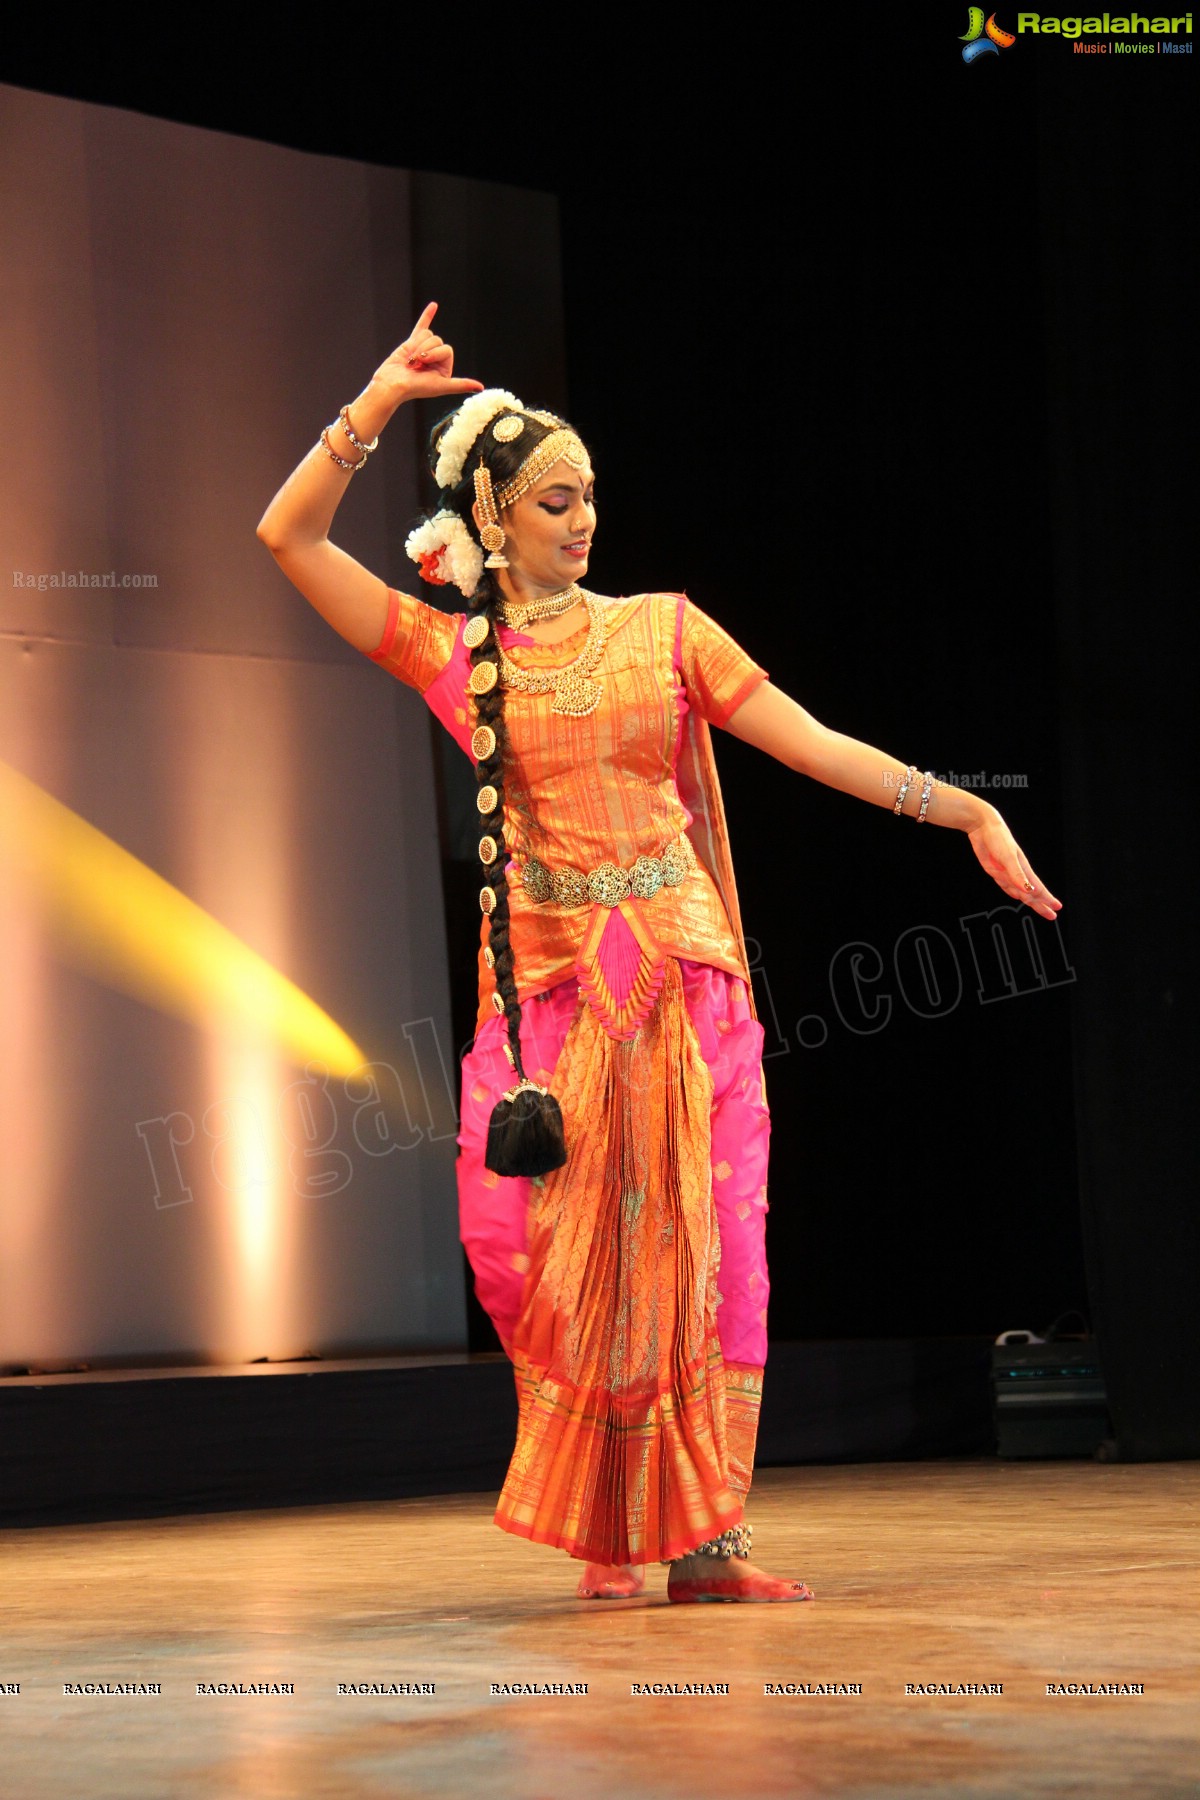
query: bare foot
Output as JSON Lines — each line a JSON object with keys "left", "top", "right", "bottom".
{"left": 667, "top": 1553, "right": 814, "bottom": 1603}
{"left": 577, "top": 1561, "right": 646, "bottom": 1599}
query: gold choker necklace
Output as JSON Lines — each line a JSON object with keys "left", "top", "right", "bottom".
{"left": 497, "top": 584, "right": 585, "bottom": 631}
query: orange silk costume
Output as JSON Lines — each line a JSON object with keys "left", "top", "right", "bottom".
{"left": 369, "top": 588, "right": 772, "bottom": 1563}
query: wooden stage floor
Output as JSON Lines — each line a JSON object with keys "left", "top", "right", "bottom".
{"left": 2, "top": 1458, "right": 1197, "bottom": 1799}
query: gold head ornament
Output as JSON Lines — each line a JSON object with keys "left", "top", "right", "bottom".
{"left": 473, "top": 463, "right": 509, "bottom": 569}
{"left": 495, "top": 430, "right": 589, "bottom": 511}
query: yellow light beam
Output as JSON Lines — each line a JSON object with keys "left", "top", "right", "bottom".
{"left": 0, "top": 760, "right": 363, "bottom": 1075}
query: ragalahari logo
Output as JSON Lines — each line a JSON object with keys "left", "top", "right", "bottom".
{"left": 961, "top": 8, "right": 1017, "bottom": 58}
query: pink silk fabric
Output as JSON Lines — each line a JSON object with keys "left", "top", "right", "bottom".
{"left": 457, "top": 957, "right": 771, "bottom": 1370}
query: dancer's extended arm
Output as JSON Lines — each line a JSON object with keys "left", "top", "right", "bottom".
{"left": 255, "top": 303, "right": 482, "bottom": 653}
{"left": 723, "top": 681, "right": 1062, "bottom": 919}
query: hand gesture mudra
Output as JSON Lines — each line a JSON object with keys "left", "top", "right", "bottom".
{"left": 373, "top": 302, "right": 484, "bottom": 405}
{"left": 967, "top": 809, "right": 1063, "bottom": 922}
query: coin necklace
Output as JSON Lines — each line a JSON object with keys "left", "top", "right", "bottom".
{"left": 493, "top": 590, "right": 608, "bottom": 718}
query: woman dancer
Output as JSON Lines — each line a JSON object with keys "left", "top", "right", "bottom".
{"left": 257, "top": 304, "right": 1061, "bottom": 1604}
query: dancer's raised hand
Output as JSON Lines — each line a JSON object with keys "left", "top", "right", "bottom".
{"left": 371, "top": 302, "right": 484, "bottom": 405}
{"left": 256, "top": 302, "right": 485, "bottom": 658}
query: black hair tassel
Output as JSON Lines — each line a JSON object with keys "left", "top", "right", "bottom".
{"left": 485, "top": 1082, "right": 567, "bottom": 1178}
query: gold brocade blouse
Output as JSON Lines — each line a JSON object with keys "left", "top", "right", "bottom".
{"left": 368, "top": 588, "right": 769, "bottom": 1038}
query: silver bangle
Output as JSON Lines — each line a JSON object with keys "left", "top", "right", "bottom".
{"left": 893, "top": 764, "right": 917, "bottom": 816}
{"left": 916, "top": 770, "right": 936, "bottom": 823}
{"left": 338, "top": 404, "right": 379, "bottom": 456}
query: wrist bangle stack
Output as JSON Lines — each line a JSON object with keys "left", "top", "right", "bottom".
{"left": 318, "top": 404, "right": 379, "bottom": 475}
{"left": 320, "top": 425, "right": 364, "bottom": 473}
{"left": 893, "top": 766, "right": 937, "bottom": 821}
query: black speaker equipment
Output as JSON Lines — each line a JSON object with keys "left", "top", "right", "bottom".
{"left": 991, "top": 1335, "right": 1111, "bottom": 1459}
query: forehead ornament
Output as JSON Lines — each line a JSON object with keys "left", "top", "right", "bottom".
{"left": 494, "top": 431, "right": 590, "bottom": 511}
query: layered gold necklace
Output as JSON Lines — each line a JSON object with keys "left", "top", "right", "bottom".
{"left": 494, "top": 589, "right": 608, "bottom": 718}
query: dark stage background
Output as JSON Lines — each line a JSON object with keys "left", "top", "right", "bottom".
{"left": 2, "top": 17, "right": 1193, "bottom": 1457}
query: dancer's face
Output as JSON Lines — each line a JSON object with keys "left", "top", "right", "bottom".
{"left": 482, "top": 461, "right": 596, "bottom": 598}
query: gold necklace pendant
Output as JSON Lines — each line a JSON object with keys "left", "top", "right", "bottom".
{"left": 550, "top": 672, "right": 604, "bottom": 717}
{"left": 495, "top": 592, "right": 609, "bottom": 714}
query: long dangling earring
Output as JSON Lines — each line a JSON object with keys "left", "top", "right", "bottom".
{"left": 473, "top": 463, "right": 509, "bottom": 569}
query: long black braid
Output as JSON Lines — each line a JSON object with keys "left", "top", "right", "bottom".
{"left": 428, "top": 406, "right": 573, "bottom": 1178}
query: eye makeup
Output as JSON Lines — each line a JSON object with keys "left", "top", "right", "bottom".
{"left": 539, "top": 488, "right": 595, "bottom": 515}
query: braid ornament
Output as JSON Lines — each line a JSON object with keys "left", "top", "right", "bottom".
{"left": 466, "top": 578, "right": 567, "bottom": 1179}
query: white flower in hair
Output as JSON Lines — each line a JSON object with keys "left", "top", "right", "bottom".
{"left": 433, "top": 388, "right": 525, "bottom": 490}
{"left": 405, "top": 510, "right": 485, "bottom": 598}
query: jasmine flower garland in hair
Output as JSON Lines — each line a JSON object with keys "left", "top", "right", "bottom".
{"left": 433, "top": 388, "right": 525, "bottom": 490}
{"left": 405, "top": 511, "right": 484, "bottom": 597}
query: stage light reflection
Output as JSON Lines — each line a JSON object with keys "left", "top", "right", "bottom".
{"left": 0, "top": 859, "right": 58, "bottom": 1351}
{"left": 0, "top": 759, "right": 363, "bottom": 1075}
{"left": 210, "top": 1040, "right": 288, "bottom": 1350}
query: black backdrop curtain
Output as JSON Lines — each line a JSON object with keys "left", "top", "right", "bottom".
{"left": 1035, "top": 54, "right": 1197, "bottom": 1458}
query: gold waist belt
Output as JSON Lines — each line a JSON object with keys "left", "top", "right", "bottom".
{"left": 519, "top": 831, "right": 696, "bottom": 908}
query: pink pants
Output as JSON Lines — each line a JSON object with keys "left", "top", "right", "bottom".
{"left": 455, "top": 958, "right": 771, "bottom": 1368}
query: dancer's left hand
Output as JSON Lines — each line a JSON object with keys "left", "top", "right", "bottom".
{"left": 967, "top": 809, "right": 1063, "bottom": 920}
